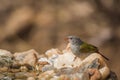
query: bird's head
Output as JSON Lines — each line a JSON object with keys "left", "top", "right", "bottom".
{"left": 65, "top": 36, "right": 83, "bottom": 45}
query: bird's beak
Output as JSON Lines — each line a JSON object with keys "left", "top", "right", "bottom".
{"left": 64, "top": 37, "right": 69, "bottom": 43}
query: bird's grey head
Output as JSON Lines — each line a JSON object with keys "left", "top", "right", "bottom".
{"left": 67, "top": 36, "right": 83, "bottom": 45}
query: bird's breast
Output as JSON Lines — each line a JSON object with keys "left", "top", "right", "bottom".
{"left": 71, "top": 44, "right": 91, "bottom": 59}
{"left": 71, "top": 45, "right": 80, "bottom": 55}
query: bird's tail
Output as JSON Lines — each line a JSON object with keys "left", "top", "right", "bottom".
{"left": 98, "top": 52, "right": 109, "bottom": 61}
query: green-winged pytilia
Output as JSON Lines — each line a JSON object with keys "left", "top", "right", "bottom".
{"left": 65, "top": 36, "right": 109, "bottom": 60}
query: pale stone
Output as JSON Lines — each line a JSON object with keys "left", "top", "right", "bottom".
{"left": 14, "top": 49, "right": 39, "bottom": 66}
{"left": 39, "top": 48, "right": 110, "bottom": 80}
{"left": 45, "top": 48, "right": 62, "bottom": 59}
{"left": 27, "top": 77, "right": 35, "bottom": 80}
{"left": 0, "top": 49, "right": 13, "bottom": 67}
{"left": 54, "top": 50, "right": 82, "bottom": 69}
{"left": 0, "top": 49, "right": 13, "bottom": 57}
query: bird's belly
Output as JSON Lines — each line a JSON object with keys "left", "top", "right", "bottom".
{"left": 71, "top": 46, "right": 80, "bottom": 55}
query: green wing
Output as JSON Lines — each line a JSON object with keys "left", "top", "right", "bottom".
{"left": 80, "top": 42, "right": 98, "bottom": 53}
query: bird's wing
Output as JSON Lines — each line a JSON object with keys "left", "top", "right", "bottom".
{"left": 80, "top": 43, "right": 109, "bottom": 60}
{"left": 80, "top": 42, "right": 98, "bottom": 53}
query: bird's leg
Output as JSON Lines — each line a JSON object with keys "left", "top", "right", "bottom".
{"left": 73, "top": 56, "right": 77, "bottom": 61}
{"left": 65, "top": 43, "right": 71, "bottom": 51}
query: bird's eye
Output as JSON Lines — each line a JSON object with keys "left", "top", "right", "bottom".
{"left": 70, "top": 38, "right": 72, "bottom": 40}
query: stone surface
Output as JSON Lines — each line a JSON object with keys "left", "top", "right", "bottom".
{"left": 14, "top": 49, "right": 39, "bottom": 67}
{"left": 37, "top": 48, "right": 112, "bottom": 80}
{"left": 0, "top": 49, "right": 13, "bottom": 57}
{"left": 27, "top": 77, "right": 35, "bottom": 80}
{"left": 0, "top": 49, "right": 13, "bottom": 67}
{"left": 0, "top": 48, "right": 117, "bottom": 80}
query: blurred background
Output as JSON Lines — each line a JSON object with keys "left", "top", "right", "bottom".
{"left": 0, "top": 0, "right": 119, "bottom": 79}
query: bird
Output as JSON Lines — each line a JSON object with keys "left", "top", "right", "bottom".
{"left": 65, "top": 36, "right": 109, "bottom": 61}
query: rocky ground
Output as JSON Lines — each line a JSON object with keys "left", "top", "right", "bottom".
{"left": 0, "top": 47, "right": 117, "bottom": 80}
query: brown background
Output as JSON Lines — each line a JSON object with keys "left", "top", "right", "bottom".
{"left": 0, "top": 0, "right": 119, "bottom": 79}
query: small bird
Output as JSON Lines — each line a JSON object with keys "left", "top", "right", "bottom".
{"left": 65, "top": 36, "right": 109, "bottom": 60}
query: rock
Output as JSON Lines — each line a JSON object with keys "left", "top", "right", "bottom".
{"left": 15, "top": 72, "right": 29, "bottom": 79}
{"left": 0, "top": 72, "right": 14, "bottom": 80}
{"left": 106, "top": 71, "right": 118, "bottom": 80}
{"left": 0, "top": 67, "right": 8, "bottom": 72}
{"left": 78, "top": 53, "right": 110, "bottom": 80}
{"left": 14, "top": 49, "right": 39, "bottom": 67}
{"left": 37, "top": 70, "right": 55, "bottom": 79}
{"left": 15, "top": 79, "right": 26, "bottom": 80}
{"left": 45, "top": 48, "right": 62, "bottom": 59}
{"left": 0, "top": 49, "right": 13, "bottom": 67}
{"left": 54, "top": 58, "right": 101, "bottom": 80}
{"left": 88, "top": 69, "right": 101, "bottom": 80}
{"left": 37, "top": 49, "right": 62, "bottom": 72}
{"left": 10, "top": 69, "right": 20, "bottom": 73}
{"left": 0, "top": 76, "right": 12, "bottom": 80}
{"left": 0, "top": 46, "right": 116, "bottom": 80}
{"left": 54, "top": 50, "right": 82, "bottom": 69}
{"left": 20, "top": 66, "right": 28, "bottom": 72}
{"left": 37, "top": 57, "right": 54, "bottom": 72}
{"left": 27, "top": 77, "right": 35, "bottom": 80}
{"left": 55, "top": 67, "right": 75, "bottom": 76}
{"left": 0, "top": 49, "right": 13, "bottom": 57}
{"left": 0, "top": 56, "right": 13, "bottom": 67}
{"left": 37, "top": 48, "right": 110, "bottom": 80}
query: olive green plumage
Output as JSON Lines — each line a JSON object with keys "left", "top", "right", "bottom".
{"left": 67, "top": 36, "right": 109, "bottom": 60}
{"left": 80, "top": 42, "right": 98, "bottom": 53}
